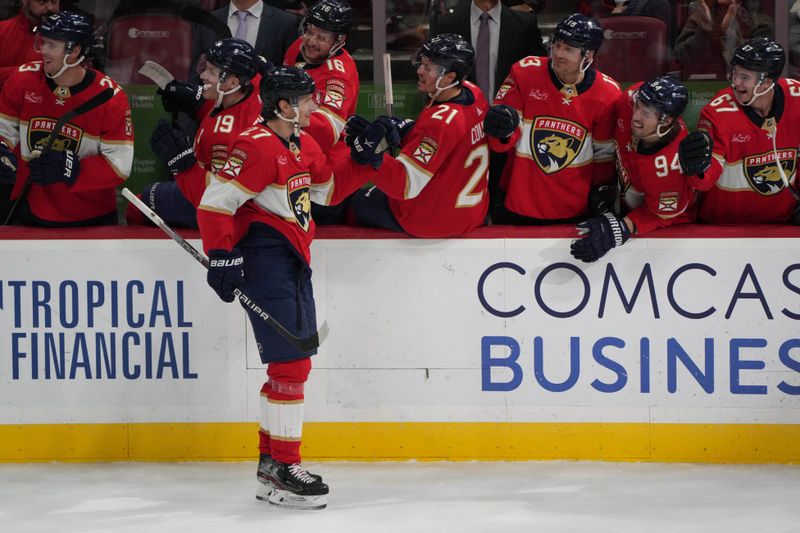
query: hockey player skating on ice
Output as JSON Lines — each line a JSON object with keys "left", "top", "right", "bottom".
{"left": 197, "top": 66, "right": 333, "bottom": 510}
{"left": 483, "top": 13, "right": 620, "bottom": 224}
{"left": 127, "top": 38, "right": 267, "bottom": 228}
{"left": 342, "top": 33, "right": 491, "bottom": 237}
{"left": 678, "top": 37, "right": 800, "bottom": 224}
{"left": 571, "top": 76, "right": 697, "bottom": 262}
{"left": 0, "top": 11, "right": 133, "bottom": 226}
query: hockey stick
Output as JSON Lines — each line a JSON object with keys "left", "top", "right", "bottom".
{"left": 181, "top": 5, "right": 232, "bottom": 39}
{"left": 768, "top": 126, "right": 800, "bottom": 203}
{"left": 382, "top": 52, "right": 394, "bottom": 117}
{"left": 138, "top": 60, "right": 180, "bottom": 124}
{"left": 381, "top": 52, "right": 397, "bottom": 156}
{"left": 3, "top": 87, "right": 115, "bottom": 225}
{"left": 121, "top": 188, "right": 328, "bottom": 352}
{"left": 138, "top": 61, "right": 174, "bottom": 90}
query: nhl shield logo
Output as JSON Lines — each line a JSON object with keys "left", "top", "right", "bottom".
{"left": 743, "top": 149, "right": 797, "bottom": 195}
{"left": 287, "top": 172, "right": 312, "bottom": 231}
{"left": 530, "top": 117, "right": 586, "bottom": 174}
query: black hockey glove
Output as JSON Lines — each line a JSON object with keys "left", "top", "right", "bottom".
{"left": 377, "top": 115, "right": 415, "bottom": 144}
{"left": 678, "top": 131, "right": 713, "bottom": 176}
{"left": 570, "top": 212, "right": 631, "bottom": 263}
{"left": 157, "top": 80, "right": 204, "bottom": 117}
{"left": 588, "top": 183, "right": 617, "bottom": 215}
{"left": 0, "top": 140, "right": 17, "bottom": 185}
{"left": 344, "top": 115, "right": 370, "bottom": 148}
{"left": 351, "top": 120, "right": 394, "bottom": 168}
{"left": 28, "top": 149, "right": 80, "bottom": 186}
{"left": 150, "top": 119, "right": 196, "bottom": 175}
{"left": 484, "top": 104, "right": 519, "bottom": 141}
{"left": 372, "top": 115, "right": 402, "bottom": 153}
{"left": 207, "top": 248, "right": 245, "bottom": 303}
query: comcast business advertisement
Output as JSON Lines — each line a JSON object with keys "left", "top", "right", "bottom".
{"left": 318, "top": 237, "right": 800, "bottom": 425}
{"left": 0, "top": 236, "right": 798, "bottom": 426}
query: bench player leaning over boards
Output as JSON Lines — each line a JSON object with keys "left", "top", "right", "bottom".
{"left": 677, "top": 37, "right": 800, "bottom": 225}
{"left": 571, "top": 76, "right": 697, "bottom": 263}
{"left": 0, "top": 11, "right": 132, "bottom": 226}
{"left": 483, "top": 13, "right": 620, "bottom": 225}
{"left": 283, "top": 0, "right": 360, "bottom": 224}
{"left": 126, "top": 38, "right": 267, "bottom": 228}
{"left": 338, "top": 33, "right": 490, "bottom": 238}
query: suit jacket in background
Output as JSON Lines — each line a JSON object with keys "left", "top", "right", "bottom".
{"left": 189, "top": 3, "right": 299, "bottom": 80}
{"left": 433, "top": 3, "right": 546, "bottom": 99}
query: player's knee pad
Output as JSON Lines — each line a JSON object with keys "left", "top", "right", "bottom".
{"left": 267, "top": 357, "right": 311, "bottom": 396}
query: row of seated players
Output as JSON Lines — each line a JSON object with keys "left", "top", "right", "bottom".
{"left": 129, "top": 13, "right": 800, "bottom": 265}
{"left": 0, "top": 11, "right": 798, "bottom": 268}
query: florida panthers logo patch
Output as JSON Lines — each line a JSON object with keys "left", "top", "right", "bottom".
{"left": 323, "top": 79, "right": 346, "bottom": 110}
{"left": 530, "top": 117, "right": 586, "bottom": 174}
{"left": 412, "top": 136, "right": 438, "bottom": 166}
{"left": 743, "top": 149, "right": 797, "bottom": 195}
{"left": 287, "top": 172, "right": 312, "bottom": 231}
{"left": 495, "top": 80, "right": 512, "bottom": 100}
{"left": 27, "top": 117, "right": 83, "bottom": 154}
{"left": 220, "top": 155, "right": 244, "bottom": 178}
{"left": 657, "top": 192, "right": 679, "bottom": 212}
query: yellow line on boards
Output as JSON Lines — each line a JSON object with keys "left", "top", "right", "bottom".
{"left": 0, "top": 422, "right": 798, "bottom": 464}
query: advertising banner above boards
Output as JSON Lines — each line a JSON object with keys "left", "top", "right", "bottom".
{"left": 0, "top": 226, "right": 798, "bottom": 462}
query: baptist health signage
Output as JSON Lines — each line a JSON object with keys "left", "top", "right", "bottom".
{"left": 0, "top": 233, "right": 798, "bottom": 461}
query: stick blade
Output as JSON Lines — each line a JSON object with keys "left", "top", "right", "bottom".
{"left": 138, "top": 61, "right": 174, "bottom": 89}
{"left": 181, "top": 5, "right": 232, "bottom": 38}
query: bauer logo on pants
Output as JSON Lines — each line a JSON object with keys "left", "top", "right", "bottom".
{"left": 530, "top": 117, "right": 586, "bottom": 174}
{"left": 744, "top": 149, "right": 797, "bottom": 195}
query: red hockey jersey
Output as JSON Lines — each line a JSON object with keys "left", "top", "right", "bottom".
{"left": 177, "top": 78, "right": 263, "bottom": 207}
{"left": 369, "top": 82, "right": 489, "bottom": 237}
{"left": 284, "top": 38, "right": 359, "bottom": 155}
{"left": 0, "top": 12, "right": 41, "bottom": 92}
{"left": 615, "top": 84, "right": 696, "bottom": 235}
{"left": 0, "top": 63, "right": 133, "bottom": 223}
{"left": 490, "top": 56, "right": 620, "bottom": 220}
{"left": 197, "top": 124, "right": 333, "bottom": 263}
{"left": 693, "top": 79, "right": 800, "bottom": 224}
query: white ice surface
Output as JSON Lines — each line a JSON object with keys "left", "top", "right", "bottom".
{"left": 0, "top": 461, "right": 798, "bottom": 533}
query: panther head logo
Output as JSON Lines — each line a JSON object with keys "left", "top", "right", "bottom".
{"left": 536, "top": 134, "right": 578, "bottom": 171}
{"left": 744, "top": 150, "right": 796, "bottom": 196}
{"left": 287, "top": 173, "right": 312, "bottom": 232}
{"left": 530, "top": 117, "right": 586, "bottom": 174}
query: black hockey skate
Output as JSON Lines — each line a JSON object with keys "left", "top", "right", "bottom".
{"left": 255, "top": 454, "right": 275, "bottom": 502}
{"left": 263, "top": 459, "right": 329, "bottom": 510}
{"left": 257, "top": 454, "right": 322, "bottom": 485}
